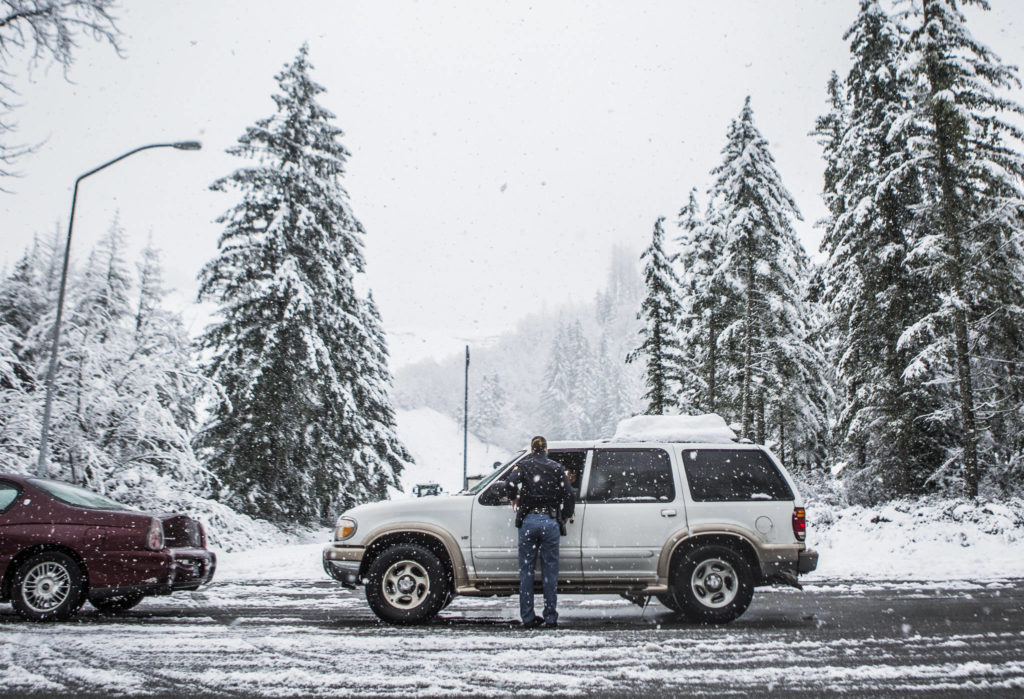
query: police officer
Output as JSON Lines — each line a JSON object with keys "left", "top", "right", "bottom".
{"left": 506, "top": 435, "right": 575, "bottom": 628}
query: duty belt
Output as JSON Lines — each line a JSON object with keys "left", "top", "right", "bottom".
{"left": 525, "top": 506, "right": 557, "bottom": 518}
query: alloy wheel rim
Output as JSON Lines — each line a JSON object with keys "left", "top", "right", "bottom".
{"left": 382, "top": 560, "right": 430, "bottom": 610}
{"left": 690, "top": 558, "right": 738, "bottom": 609}
{"left": 22, "top": 561, "right": 72, "bottom": 613}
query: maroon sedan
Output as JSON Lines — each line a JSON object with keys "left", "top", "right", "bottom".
{"left": 0, "top": 473, "right": 216, "bottom": 621}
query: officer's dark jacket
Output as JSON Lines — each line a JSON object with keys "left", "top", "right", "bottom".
{"left": 506, "top": 452, "right": 576, "bottom": 530}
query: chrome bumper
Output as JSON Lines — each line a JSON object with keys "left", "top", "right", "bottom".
{"left": 322, "top": 544, "right": 364, "bottom": 588}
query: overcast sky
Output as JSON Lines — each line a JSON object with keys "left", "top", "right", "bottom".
{"left": 2, "top": 0, "right": 1024, "bottom": 368}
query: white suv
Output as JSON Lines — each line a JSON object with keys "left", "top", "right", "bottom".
{"left": 324, "top": 422, "right": 818, "bottom": 625}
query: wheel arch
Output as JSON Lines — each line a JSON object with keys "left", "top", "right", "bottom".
{"left": 359, "top": 527, "right": 465, "bottom": 592}
{"left": 1, "top": 544, "right": 89, "bottom": 601}
{"left": 659, "top": 531, "right": 762, "bottom": 585}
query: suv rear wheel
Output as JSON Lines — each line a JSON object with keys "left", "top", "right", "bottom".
{"left": 671, "top": 544, "right": 754, "bottom": 624}
{"left": 365, "top": 544, "right": 448, "bottom": 624}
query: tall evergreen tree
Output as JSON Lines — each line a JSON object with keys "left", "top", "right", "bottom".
{"left": 676, "top": 189, "right": 734, "bottom": 415}
{"left": 817, "top": 0, "right": 946, "bottom": 498}
{"left": 628, "top": 217, "right": 684, "bottom": 415}
{"left": 195, "top": 46, "right": 409, "bottom": 523}
{"left": 470, "top": 373, "right": 507, "bottom": 437}
{"left": 542, "top": 320, "right": 595, "bottom": 438}
{"left": 592, "top": 333, "right": 633, "bottom": 436}
{"left": 895, "top": 0, "right": 1024, "bottom": 497}
{"left": 709, "top": 97, "right": 826, "bottom": 448}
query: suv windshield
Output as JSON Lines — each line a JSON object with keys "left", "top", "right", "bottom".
{"left": 466, "top": 451, "right": 524, "bottom": 494}
{"left": 30, "top": 479, "right": 136, "bottom": 512}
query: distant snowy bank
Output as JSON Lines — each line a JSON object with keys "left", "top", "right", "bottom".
{"left": 141, "top": 490, "right": 322, "bottom": 554}
{"left": 806, "top": 497, "right": 1024, "bottom": 581}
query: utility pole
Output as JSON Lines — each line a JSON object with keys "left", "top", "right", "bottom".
{"left": 463, "top": 345, "right": 470, "bottom": 491}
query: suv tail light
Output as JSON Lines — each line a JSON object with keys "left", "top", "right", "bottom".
{"left": 198, "top": 521, "right": 207, "bottom": 549}
{"left": 792, "top": 507, "right": 806, "bottom": 542}
{"left": 146, "top": 518, "right": 165, "bottom": 551}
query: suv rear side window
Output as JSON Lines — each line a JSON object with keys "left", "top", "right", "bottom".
{"left": 587, "top": 449, "right": 674, "bottom": 503}
{"left": 682, "top": 449, "right": 793, "bottom": 502}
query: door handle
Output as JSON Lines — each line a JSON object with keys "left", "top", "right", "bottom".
{"left": 661, "top": 509, "right": 677, "bottom": 517}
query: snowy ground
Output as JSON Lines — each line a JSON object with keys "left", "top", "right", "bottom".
{"left": 3, "top": 489, "right": 1024, "bottom": 695}
{"left": 805, "top": 498, "right": 1024, "bottom": 581}
{"left": 2, "top": 540, "right": 1022, "bottom": 696}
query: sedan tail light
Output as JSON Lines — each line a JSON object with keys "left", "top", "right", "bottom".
{"left": 792, "top": 507, "right": 807, "bottom": 542}
{"left": 146, "top": 518, "right": 165, "bottom": 551}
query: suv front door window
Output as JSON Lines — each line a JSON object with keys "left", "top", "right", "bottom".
{"left": 470, "top": 449, "right": 587, "bottom": 583}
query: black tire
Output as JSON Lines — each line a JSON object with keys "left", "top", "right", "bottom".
{"left": 656, "top": 592, "right": 684, "bottom": 613}
{"left": 670, "top": 544, "right": 754, "bottom": 624}
{"left": 10, "top": 551, "right": 87, "bottom": 622}
{"left": 90, "top": 591, "right": 145, "bottom": 614}
{"left": 365, "top": 544, "right": 449, "bottom": 625}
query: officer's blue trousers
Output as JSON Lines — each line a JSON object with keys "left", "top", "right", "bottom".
{"left": 518, "top": 513, "right": 560, "bottom": 624}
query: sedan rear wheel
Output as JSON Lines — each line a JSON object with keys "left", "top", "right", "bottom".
{"left": 11, "top": 551, "right": 86, "bottom": 622}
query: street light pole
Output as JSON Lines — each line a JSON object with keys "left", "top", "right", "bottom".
{"left": 463, "top": 345, "right": 469, "bottom": 492}
{"left": 36, "top": 141, "right": 202, "bottom": 477}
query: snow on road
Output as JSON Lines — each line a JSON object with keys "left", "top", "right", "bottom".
{"left": 3, "top": 526, "right": 1024, "bottom": 696}
{"left": 2, "top": 571, "right": 1023, "bottom": 696}
{"left": 3, "top": 486, "right": 1024, "bottom": 695}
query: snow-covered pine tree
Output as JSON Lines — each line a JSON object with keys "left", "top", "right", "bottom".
{"left": 628, "top": 217, "right": 684, "bottom": 415}
{"left": 13, "top": 220, "right": 209, "bottom": 500}
{"left": 135, "top": 236, "right": 164, "bottom": 335}
{"left": 816, "top": 0, "right": 946, "bottom": 498}
{"left": 0, "top": 241, "right": 47, "bottom": 346}
{"left": 709, "top": 97, "right": 827, "bottom": 450}
{"left": 894, "top": 0, "right": 1024, "bottom": 497}
{"left": 470, "top": 373, "right": 507, "bottom": 437}
{"left": 812, "top": 71, "right": 850, "bottom": 233}
{"left": 346, "top": 292, "right": 411, "bottom": 501}
{"left": 541, "top": 320, "right": 596, "bottom": 438}
{"left": 0, "top": 319, "right": 35, "bottom": 470}
{"left": 675, "top": 189, "right": 735, "bottom": 416}
{"left": 195, "top": 45, "right": 409, "bottom": 522}
{"left": 592, "top": 333, "right": 632, "bottom": 436}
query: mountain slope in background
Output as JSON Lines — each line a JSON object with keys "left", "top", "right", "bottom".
{"left": 393, "top": 408, "right": 512, "bottom": 495}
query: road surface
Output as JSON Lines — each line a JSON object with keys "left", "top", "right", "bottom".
{"left": 1, "top": 575, "right": 1022, "bottom": 696}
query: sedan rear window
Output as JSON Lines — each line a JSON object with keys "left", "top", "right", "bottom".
{"left": 0, "top": 482, "right": 19, "bottom": 512}
{"left": 29, "top": 479, "right": 135, "bottom": 511}
{"left": 682, "top": 449, "right": 793, "bottom": 502}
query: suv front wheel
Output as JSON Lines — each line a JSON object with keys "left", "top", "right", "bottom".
{"left": 671, "top": 544, "right": 754, "bottom": 624}
{"left": 365, "top": 544, "right": 448, "bottom": 624}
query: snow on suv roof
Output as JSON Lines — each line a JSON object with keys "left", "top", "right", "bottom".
{"left": 610, "top": 414, "right": 737, "bottom": 444}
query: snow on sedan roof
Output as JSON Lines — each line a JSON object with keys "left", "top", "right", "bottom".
{"left": 611, "top": 414, "right": 737, "bottom": 444}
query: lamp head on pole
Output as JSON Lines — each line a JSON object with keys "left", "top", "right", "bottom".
{"left": 172, "top": 141, "right": 202, "bottom": 151}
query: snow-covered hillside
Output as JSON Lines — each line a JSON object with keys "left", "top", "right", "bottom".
{"left": 393, "top": 408, "right": 512, "bottom": 496}
{"left": 806, "top": 498, "right": 1024, "bottom": 581}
